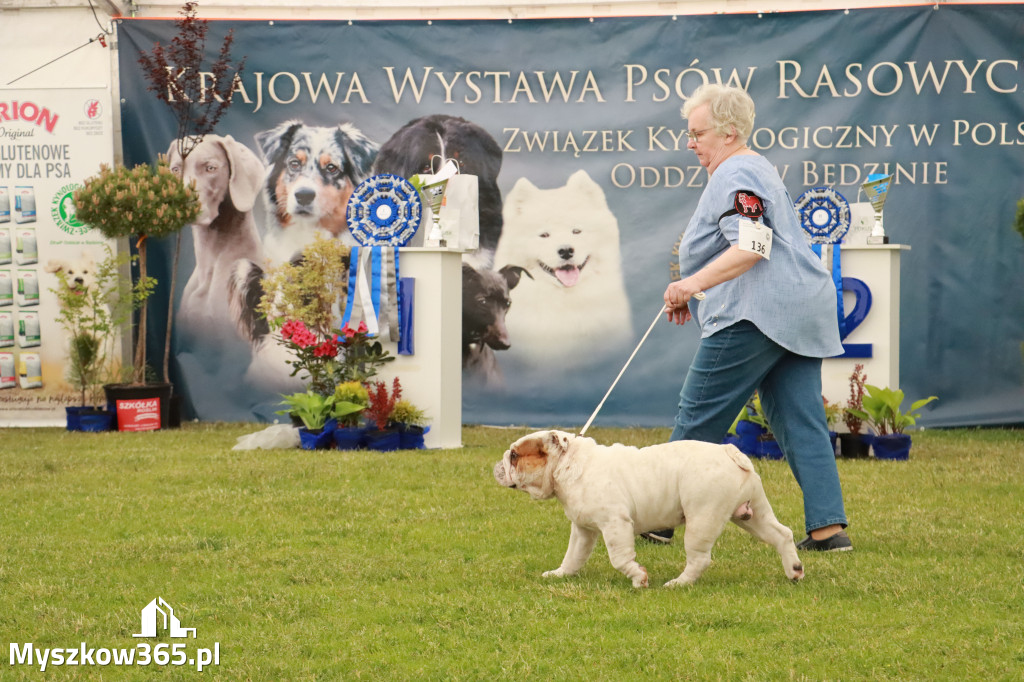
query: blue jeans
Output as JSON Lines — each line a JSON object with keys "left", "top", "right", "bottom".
{"left": 670, "top": 321, "right": 847, "bottom": 534}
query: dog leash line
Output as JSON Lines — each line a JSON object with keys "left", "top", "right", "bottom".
{"left": 579, "top": 292, "right": 704, "bottom": 437}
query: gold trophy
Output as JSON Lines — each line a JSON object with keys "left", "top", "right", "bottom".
{"left": 861, "top": 173, "right": 892, "bottom": 245}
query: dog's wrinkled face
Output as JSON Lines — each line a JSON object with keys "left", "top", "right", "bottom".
{"left": 494, "top": 430, "right": 571, "bottom": 500}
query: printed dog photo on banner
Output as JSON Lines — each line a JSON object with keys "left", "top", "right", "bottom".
{"left": 202, "top": 119, "right": 381, "bottom": 398}
{"left": 493, "top": 169, "right": 635, "bottom": 373}
{"left": 373, "top": 113, "right": 528, "bottom": 387}
{"left": 255, "top": 120, "right": 379, "bottom": 265}
{"left": 43, "top": 251, "right": 98, "bottom": 295}
{"left": 168, "top": 135, "right": 265, "bottom": 341}
{"left": 372, "top": 114, "right": 505, "bottom": 268}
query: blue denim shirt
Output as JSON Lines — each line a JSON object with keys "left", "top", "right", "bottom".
{"left": 678, "top": 154, "right": 844, "bottom": 359}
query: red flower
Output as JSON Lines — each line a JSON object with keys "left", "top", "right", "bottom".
{"left": 280, "top": 319, "right": 304, "bottom": 341}
{"left": 290, "top": 326, "right": 317, "bottom": 349}
{"left": 313, "top": 339, "right": 338, "bottom": 358}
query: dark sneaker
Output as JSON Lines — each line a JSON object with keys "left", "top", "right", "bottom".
{"left": 640, "top": 530, "right": 673, "bottom": 544}
{"left": 796, "top": 530, "right": 853, "bottom": 552}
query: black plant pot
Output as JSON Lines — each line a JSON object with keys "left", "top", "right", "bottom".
{"left": 103, "top": 383, "right": 172, "bottom": 431}
{"left": 838, "top": 432, "right": 872, "bottom": 458}
{"left": 168, "top": 393, "right": 184, "bottom": 429}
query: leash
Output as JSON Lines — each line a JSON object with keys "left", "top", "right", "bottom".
{"left": 579, "top": 292, "right": 704, "bottom": 437}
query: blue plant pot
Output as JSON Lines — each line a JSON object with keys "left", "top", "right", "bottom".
{"left": 334, "top": 426, "right": 366, "bottom": 450}
{"left": 756, "top": 438, "right": 785, "bottom": 460}
{"left": 299, "top": 422, "right": 336, "bottom": 450}
{"left": 79, "top": 410, "right": 115, "bottom": 432}
{"left": 735, "top": 420, "right": 767, "bottom": 456}
{"left": 398, "top": 425, "right": 428, "bottom": 450}
{"left": 872, "top": 433, "right": 912, "bottom": 461}
{"left": 365, "top": 429, "right": 401, "bottom": 452}
{"left": 66, "top": 406, "right": 87, "bottom": 431}
{"left": 829, "top": 430, "right": 839, "bottom": 458}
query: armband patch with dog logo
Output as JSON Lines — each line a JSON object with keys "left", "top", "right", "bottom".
{"left": 734, "top": 190, "right": 765, "bottom": 221}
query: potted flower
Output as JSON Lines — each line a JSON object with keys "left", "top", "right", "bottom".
{"left": 332, "top": 381, "right": 369, "bottom": 450}
{"left": 363, "top": 377, "right": 403, "bottom": 451}
{"left": 277, "top": 391, "right": 337, "bottom": 450}
{"left": 258, "top": 236, "right": 393, "bottom": 392}
{"left": 391, "top": 398, "right": 429, "bottom": 449}
{"left": 846, "top": 385, "right": 937, "bottom": 460}
{"left": 840, "top": 363, "right": 872, "bottom": 458}
{"left": 731, "top": 392, "right": 782, "bottom": 460}
{"left": 276, "top": 319, "right": 344, "bottom": 398}
{"left": 49, "top": 245, "right": 146, "bottom": 431}
{"left": 73, "top": 158, "right": 200, "bottom": 430}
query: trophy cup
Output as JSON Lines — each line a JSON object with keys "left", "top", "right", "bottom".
{"left": 861, "top": 173, "right": 892, "bottom": 244}
{"left": 421, "top": 178, "right": 449, "bottom": 247}
{"left": 414, "top": 158, "right": 459, "bottom": 248}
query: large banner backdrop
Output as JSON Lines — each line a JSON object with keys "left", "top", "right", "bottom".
{"left": 117, "top": 5, "right": 1024, "bottom": 429}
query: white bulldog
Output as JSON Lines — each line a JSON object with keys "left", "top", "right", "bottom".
{"left": 493, "top": 430, "right": 804, "bottom": 588}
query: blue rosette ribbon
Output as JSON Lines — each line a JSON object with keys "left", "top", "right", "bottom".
{"left": 794, "top": 187, "right": 852, "bottom": 338}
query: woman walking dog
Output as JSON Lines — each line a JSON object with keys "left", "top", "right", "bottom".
{"left": 649, "top": 83, "right": 852, "bottom": 552}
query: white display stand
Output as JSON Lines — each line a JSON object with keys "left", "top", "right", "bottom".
{"left": 375, "top": 248, "right": 463, "bottom": 449}
{"left": 822, "top": 244, "right": 910, "bottom": 413}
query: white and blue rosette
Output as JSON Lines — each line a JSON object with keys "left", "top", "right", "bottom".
{"left": 343, "top": 174, "right": 422, "bottom": 343}
{"left": 794, "top": 186, "right": 851, "bottom": 246}
{"left": 794, "top": 187, "right": 853, "bottom": 339}
{"left": 346, "top": 173, "right": 422, "bottom": 247}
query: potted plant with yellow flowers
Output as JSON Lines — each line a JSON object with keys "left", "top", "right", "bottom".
{"left": 391, "top": 397, "right": 429, "bottom": 449}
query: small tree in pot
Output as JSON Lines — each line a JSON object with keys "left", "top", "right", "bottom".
{"left": 73, "top": 159, "right": 200, "bottom": 387}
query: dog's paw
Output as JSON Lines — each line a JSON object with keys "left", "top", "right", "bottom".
{"left": 663, "top": 576, "right": 695, "bottom": 588}
{"left": 542, "top": 568, "right": 566, "bottom": 579}
{"left": 631, "top": 568, "right": 649, "bottom": 588}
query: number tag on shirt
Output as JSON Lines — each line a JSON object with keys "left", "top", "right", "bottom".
{"left": 738, "top": 218, "right": 772, "bottom": 260}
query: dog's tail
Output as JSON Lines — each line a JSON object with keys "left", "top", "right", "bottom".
{"left": 228, "top": 259, "right": 270, "bottom": 343}
{"left": 722, "top": 443, "right": 755, "bottom": 473}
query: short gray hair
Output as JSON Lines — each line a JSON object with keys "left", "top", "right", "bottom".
{"left": 681, "top": 84, "right": 756, "bottom": 143}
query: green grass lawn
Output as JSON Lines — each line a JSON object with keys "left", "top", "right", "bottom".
{"left": 1, "top": 424, "right": 1022, "bottom": 680}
